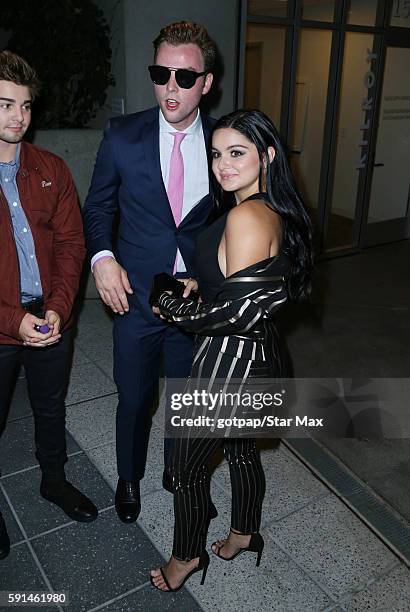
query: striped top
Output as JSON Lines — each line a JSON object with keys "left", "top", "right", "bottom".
{"left": 157, "top": 253, "right": 290, "bottom": 338}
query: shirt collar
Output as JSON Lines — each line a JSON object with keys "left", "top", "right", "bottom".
{"left": 159, "top": 108, "right": 202, "bottom": 136}
{"left": 0, "top": 143, "right": 21, "bottom": 169}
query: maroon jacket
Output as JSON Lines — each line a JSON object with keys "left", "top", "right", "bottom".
{"left": 0, "top": 141, "right": 85, "bottom": 345}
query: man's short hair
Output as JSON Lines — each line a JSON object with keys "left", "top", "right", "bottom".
{"left": 153, "top": 21, "right": 216, "bottom": 73}
{"left": 0, "top": 50, "right": 41, "bottom": 100}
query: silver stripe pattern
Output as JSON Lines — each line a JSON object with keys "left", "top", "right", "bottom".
{"left": 164, "top": 256, "right": 289, "bottom": 560}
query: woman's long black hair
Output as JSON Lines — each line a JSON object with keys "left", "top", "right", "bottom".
{"left": 211, "top": 109, "right": 313, "bottom": 301}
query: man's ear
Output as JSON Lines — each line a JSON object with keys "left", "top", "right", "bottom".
{"left": 268, "top": 146, "right": 275, "bottom": 163}
{"left": 202, "top": 72, "right": 213, "bottom": 95}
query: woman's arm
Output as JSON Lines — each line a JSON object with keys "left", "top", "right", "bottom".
{"left": 157, "top": 283, "right": 287, "bottom": 336}
{"left": 156, "top": 204, "right": 286, "bottom": 336}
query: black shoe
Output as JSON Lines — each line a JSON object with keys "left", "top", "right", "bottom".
{"left": 211, "top": 528, "right": 264, "bottom": 566}
{"left": 115, "top": 478, "right": 141, "bottom": 523}
{"left": 150, "top": 550, "right": 210, "bottom": 592}
{"left": 40, "top": 479, "right": 98, "bottom": 523}
{"left": 0, "top": 512, "right": 10, "bottom": 560}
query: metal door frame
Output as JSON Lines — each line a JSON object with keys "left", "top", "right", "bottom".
{"left": 236, "top": 0, "right": 409, "bottom": 256}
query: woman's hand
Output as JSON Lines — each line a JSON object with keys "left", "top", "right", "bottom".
{"left": 179, "top": 278, "right": 198, "bottom": 297}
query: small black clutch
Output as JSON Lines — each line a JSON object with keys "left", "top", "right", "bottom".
{"left": 149, "top": 273, "right": 199, "bottom": 306}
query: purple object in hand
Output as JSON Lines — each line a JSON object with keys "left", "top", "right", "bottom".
{"left": 34, "top": 324, "right": 50, "bottom": 334}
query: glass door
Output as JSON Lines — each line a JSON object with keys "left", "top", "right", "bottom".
{"left": 362, "top": 36, "right": 410, "bottom": 246}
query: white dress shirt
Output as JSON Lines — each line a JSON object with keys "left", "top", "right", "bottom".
{"left": 91, "top": 108, "right": 209, "bottom": 274}
{"left": 159, "top": 108, "right": 209, "bottom": 272}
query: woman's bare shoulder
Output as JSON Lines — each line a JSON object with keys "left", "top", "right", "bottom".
{"left": 226, "top": 197, "right": 282, "bottom": 236}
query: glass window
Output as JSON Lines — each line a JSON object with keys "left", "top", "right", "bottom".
{"left": 391, "top": 0, "right": 410, "bottom": 27}
{"left": 326, "top": 32, "right": 375, "bottom": 250}
{"left": 367, "top": 47, "right": 410, "bottom": 224}
{"left": 248, "top": 0, "right": 288, "bottom": 18}
{"left": 288, "top": 28, "right": 332, "bottom": 237}
{"left": 346, "top": 0, "right": 377, "bottom": 26}
{"left": 245, "top": 24, "right": 286, "bottom": 128}
{"left": 301, "top": 1, "right": 335, "bottom": 22}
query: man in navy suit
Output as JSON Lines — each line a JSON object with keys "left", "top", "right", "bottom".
{"left": 83, "top": 21, "right": 216, "bottom": 522}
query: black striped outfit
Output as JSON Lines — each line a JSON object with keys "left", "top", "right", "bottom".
{"left": 157, "top": 193, "right": 290, "bottom": 560}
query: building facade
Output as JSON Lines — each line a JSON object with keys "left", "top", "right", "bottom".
{"left": 239, "top": 0, "right": 410, "bottom": 255}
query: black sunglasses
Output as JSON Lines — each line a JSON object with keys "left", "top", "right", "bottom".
{"left": 148, "top": 65, "right": 207, "bottom": 89}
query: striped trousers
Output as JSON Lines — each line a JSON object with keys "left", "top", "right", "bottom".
{"left": 170, "top": 331, "right": 280, "bottom": 561}
{"left": 171, "top": 435, "right": 266, "bottom": 561}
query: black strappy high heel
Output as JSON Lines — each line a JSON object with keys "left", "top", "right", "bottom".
{"left": 211, "top": 528, "right": 264, "bottom": 566}
{"left": 150, "top": 550, "right": 210, "bottom": 592}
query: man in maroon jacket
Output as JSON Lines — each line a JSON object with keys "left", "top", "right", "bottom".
{"left": 0, "top": 51, "right": 97, "bottom": 560}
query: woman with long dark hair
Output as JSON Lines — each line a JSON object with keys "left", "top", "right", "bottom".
{"left": 150, "top": 109, "right": 312, "bottom": 592}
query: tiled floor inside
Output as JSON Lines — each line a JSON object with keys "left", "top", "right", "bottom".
{"left": 1, "top": 241, "right": 410, "bottom": 611}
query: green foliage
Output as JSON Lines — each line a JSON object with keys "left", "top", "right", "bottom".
{"left": 1, "top": 0, "right": 115, "bottom": 127}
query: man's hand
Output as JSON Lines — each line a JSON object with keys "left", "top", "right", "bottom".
{"left": 19, "top": 313, "right": 61, "bottom": 347}
{"left": 179, "top": 278, "right": 198, "bottom": 298}
{"left": 93, "top": 257, "right": 133, "bottom": 314}
{"left": 45, "top": 310, "right": 61, "bottom": 337}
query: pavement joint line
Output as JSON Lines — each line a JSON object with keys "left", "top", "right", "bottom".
{"left": 85, "top": 581, "right": 151, "bottom": 612}
{"left": 10, "top": 539, "right": 27, "bottom": 549}
{"left": 283, "top": 437, "right": 410, "bottom": 567}
{"left": 87, "top": 358, "right": 115, "bottom": 383}
{"left": 209, "top": 473, "right": 232, "bottom": 498}
{"left": 261, "top": 529, "right": 340, "bottom": 605}
{"left": 335, "top": 559, "right": 403, "bottom": 607}
{"left": 0, "top": 450, "right": 84, "bottom": 480}
{"left": 261, "top": 490, "right": 331, "bottom": 527}
{"left": 65, "top": 437, "right": 117, "bottom": 454}
{"left": 26, "top": 505, "right": 116, "bottom": 543}
{"left": 6, "top": 412, "right": 32, "bottom": 424}
{"left": 0, "top": 480, "right": 64, "bottom": 612}
{"left": 65, "top": 390, "right": 118, "bottom": 408}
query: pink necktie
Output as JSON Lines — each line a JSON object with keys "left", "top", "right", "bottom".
{"left": 167, "top": 132, "right": 186, "bottom": 226}
{"left": 167, "top": 132, "right": 186, "bottom": 274}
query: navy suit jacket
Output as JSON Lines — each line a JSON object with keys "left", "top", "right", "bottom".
{"left": 83, "top": 106, "right": 215, "bottom": 325}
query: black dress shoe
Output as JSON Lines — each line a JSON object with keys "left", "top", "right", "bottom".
{"left": 0, "top": 512, "right": 10, "bottom": 560}
{"left": 115, "top": 478, "right": 141, "bottom": 523}
{"left": 40, "top": 479, "right": 98, "bottom": 523}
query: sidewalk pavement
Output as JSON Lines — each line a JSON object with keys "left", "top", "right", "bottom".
{"left": 1, "top": 297, "right": 409, "bottom": 611}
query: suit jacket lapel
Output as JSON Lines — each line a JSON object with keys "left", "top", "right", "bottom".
{"left": 200, "top": 110, "right": 214, "bottom": 150}
{"left": 142, "top": 108, "right": 214, "bottom": 229}
{"left": 142, "top": 110, "right": 176, "bottom": 229}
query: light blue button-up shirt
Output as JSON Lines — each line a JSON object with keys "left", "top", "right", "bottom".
{"left": 0, "top": 144, "right": 43, "bottom": 303}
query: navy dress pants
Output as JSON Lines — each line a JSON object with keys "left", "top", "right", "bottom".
{"left": 113, "top": 311, "right": 193, "bottom": 482}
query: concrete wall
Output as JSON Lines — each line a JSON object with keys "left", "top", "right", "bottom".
{"left": 88, "top": 0, "right": 127, "bottom": 128}
{"left": 32, "top": 129, "right": 103, "bottom": 206}
{"left": 32, "top": 130, "right": 103, "bottom": 298}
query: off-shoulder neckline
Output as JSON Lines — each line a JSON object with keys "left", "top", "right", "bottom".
{"left": 224, "top": 253, "right": 287, "bottom": 281}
